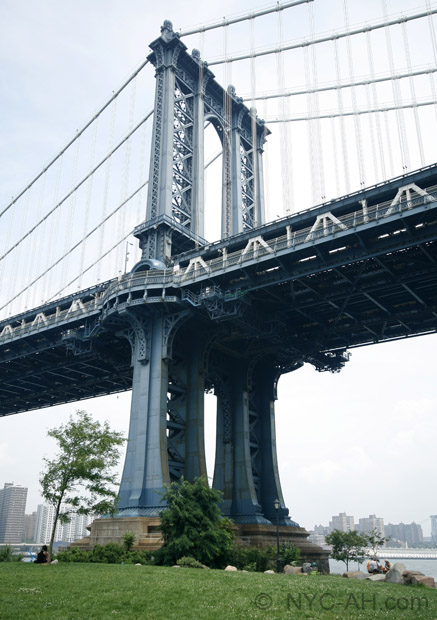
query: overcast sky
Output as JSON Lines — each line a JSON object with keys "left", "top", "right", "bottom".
{"left": 0, "top": 0, "right": 436, "bottom": 536}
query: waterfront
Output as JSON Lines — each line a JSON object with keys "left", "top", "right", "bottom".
{"left": 330, "top": 558, "right": 437, "bottom": 580}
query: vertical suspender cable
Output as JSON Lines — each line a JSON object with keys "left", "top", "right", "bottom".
{"left": 383, "top": 110, "right": 395, "bottom": 178}
{"left": 43, "top": 156, "right": 64, "bottom": 305}
{"left": 366, "top": 29, "right": 386, "bottom": 183}
{"left": 308, "top": 1, "right": 325, "bottom": 201}
{"left": 29, "top": 171, "right": 47, "bottom": 310}
{"left": 402, "top": 21, "right": 425, "bottom": 167}
{"left": 59, "top": 137, "right": 81, "bottom": 297}
{"left": 78, "top": 117, "right": 99, "bottom": 289}
{"left": 96, "top": 98, "right": 118, "bottom": 285}
{"left": 333, "top": 38, "right": 350, "bottom": 194}
{"left": 363, "top": 33, "right": 379, "bottom": 184}
{"left": 426, "top": 2, "right": 437, "bottom": 128}
{"left": 330, "top": 117, "right": 341, "bottom": 198}
{"left": 381, "top": 0, "right": 410, "bottom": 173}
{"left": 304, "top": 45, "right": 317, "bottom": 206}
{"left": 343, "top": 0, "right": 366, "bottom": 190}
{"left": 276, "top": 7, "right": 293, "bottom": 215}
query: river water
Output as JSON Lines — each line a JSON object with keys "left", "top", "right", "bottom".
{"left": 329, "top": 559, "right": 437, "bottom": 580}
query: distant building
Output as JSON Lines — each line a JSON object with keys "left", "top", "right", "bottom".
{"left": 313, "top": 524, "right": 329, "bottom": 536}
{"left": 35, "top": 504, "right": 92, "bottom": 544}
{"left": 308, "top": 532, "right": 327, "bottom": 548}
{"left": 0, "top": 483, "right": 28, "bottom": 543}
{"left": 329, "top": 512, "right": 355, "bottom": 533}
{"left": 357, "top": 514, "right": 385, "bottom": 538}
{"left": 431, "top": 515, "right": 437, "bottom": 545}
{"left": 23, "top": 511, "right": 37, "bottom": 543}
{"left": 385, "top": 522, "right": 423, "bottom": 545}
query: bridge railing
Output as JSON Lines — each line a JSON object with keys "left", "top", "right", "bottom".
{"left": 172, "top": 189, "right": 437, "bottom": 284}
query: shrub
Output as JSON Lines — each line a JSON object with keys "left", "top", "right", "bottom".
{"left": 0, "top": 546, "right": 23, "bottom": 562}
{"left": 176, "top": 556, "right": 205, "bottom": 569}
{"left": 90, "top": 543, "right": 125, "bottom": 564}
{"left": 280, "top": 542, "right": 301, "bottom": 566}
{"left": 229, "top": 544, "right": 274, "bottom": 572}
{"left": 56, "top": 547, "right": 91, "bottom": 563}
{"left": 123, "top": 531, "right": 136, "bottom": 552}
{"left": 56, "top": 544, "right": 154, "bottom": 565}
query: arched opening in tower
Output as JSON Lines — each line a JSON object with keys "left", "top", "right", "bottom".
{"left": 204, "top": 121, "right": 223, "bottom": 242}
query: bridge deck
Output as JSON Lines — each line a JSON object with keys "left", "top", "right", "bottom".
{"left": 1, "top": 165, "right": 437, "bottom": 416}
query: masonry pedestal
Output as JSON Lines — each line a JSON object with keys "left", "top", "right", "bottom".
{"left": 72, "top": 516, "right": 330, "bottom": 572}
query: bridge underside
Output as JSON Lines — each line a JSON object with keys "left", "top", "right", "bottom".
{"left": 1, "top": 235, "right": 436, "bottom": 417}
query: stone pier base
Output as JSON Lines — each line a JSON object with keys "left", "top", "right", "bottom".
{"left": 72, "top": 517, "right": 329, "bottom": 573}
{"left": 72, "top": 516, "right": 162, "bottom": 552}
{"left": 233, "top": 523, "right": 330, "bottom": 573}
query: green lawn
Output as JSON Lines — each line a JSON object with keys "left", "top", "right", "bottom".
{"left": 0, "top": 563, "right": 436, "bottom": 620}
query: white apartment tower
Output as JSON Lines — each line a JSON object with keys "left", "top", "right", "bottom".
{"left": 35, "top": 504, "right": 92, "bottom": 544}
{"left": 329, "top": 512, "right": 355, "bottom": 532}
{"left": 358, "top": 514, "right": 385, "bottom": 537}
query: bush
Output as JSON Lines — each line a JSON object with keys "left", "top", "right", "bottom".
{"left": 176, "top": 556, "right": 205, "bottom": 569}
{"left": 123, "top": 531, "right": 136, "bottom": 552}
{"left": 229, "top": 544, "right": 274, "bottom": 572}
{"left": 0, "top": 546, "right": 23, "bottom": 562}
{"left": 280, "top": 542, "right": 301, "bottom": 566}
{"left": 228, "top": 542, "right": 301, "bottom": 572}
{"left": 56, "top": 544, "right": 154, "bottom": 565}
{"left": 90, "top": 543, "right": 126, "bottom": 564}
{"left": 56, "top": 547, "right": 92, "bottom": 563}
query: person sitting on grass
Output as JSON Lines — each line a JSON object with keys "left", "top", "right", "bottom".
{"left": 367, "top": 558, "right": 382, "bottom": 574}
{"left": 35, "top": 545, "right": 48, "bottom": 564}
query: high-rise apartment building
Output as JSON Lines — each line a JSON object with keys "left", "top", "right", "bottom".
{"left": 329, "top": 512, "right": 355, "bottom": 532}
{"left": 23, "top": 511, "right": 37, "bottom": 543}
{"left": 385, "top": 522, "right": 423, "bottom": 545}
{"left": 358, "top": 514, "right": 385, "bottom": 538}
{"left": 0, "top": 483, "right": 28, "bottom": 543}
{"left": 35, "top": 504, "right": 92, "bottom": 544}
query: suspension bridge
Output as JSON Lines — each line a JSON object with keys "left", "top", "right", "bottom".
{"left": 1, "top": 1, "right": 437, "bottom": 561}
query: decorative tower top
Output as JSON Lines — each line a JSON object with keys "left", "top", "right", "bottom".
{"left": 160, "top": 20, "right": 179, "bottom": 42}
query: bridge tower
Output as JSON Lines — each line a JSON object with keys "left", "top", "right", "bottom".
{"left": 112, "top": 21, "right": 297, "bottom": 529}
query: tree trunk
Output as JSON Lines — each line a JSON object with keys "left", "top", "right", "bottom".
{"left": 48, "top": 498, "right": 63, "bottom": 563}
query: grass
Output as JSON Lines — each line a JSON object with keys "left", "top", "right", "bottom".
{"left": 0, "top": 563, "right": 436, "bottom": 620}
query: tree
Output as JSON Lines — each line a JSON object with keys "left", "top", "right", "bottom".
{"left": 156, "top": 477, "right": 234, "bottom": 569}
{"left": 325, "top": 529, "right": 368, "bottom": 571}
{"left": 365, "top": 527, "right": 391, "bottom": 559}
{"left": 40, "top": 410, "right": 126, "bottom": 561}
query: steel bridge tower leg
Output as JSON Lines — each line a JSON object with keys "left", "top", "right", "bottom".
{"left": 212, "top": 359, "right": 295, "bottom": 525}
{"left": 118, "top": 316, "right": 169, "bottom": 514}
{"left": 118, "top": 314, "right": 208, "bottom": 515}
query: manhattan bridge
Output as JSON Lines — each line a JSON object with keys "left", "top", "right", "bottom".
{"left": 1, "top": 1, "right": 437, "bottom": 553}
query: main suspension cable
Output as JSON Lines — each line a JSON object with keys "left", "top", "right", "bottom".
{"left": 207, "top": 8, "right": 437, "bottom": 66}
{"left": 0, "top": 59, "right": 151, "bottom": 221}
{"left": 179, "top": 0, "right": 313, "bottom": 37}
{"left": 266, "top": 99, "right": 437, "bottom": 122}
{"left": 242, "top": 67, "right": 437, "bottom": 101}
{"left": 0, "top": 110, "right": 154, "bottom": 265}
